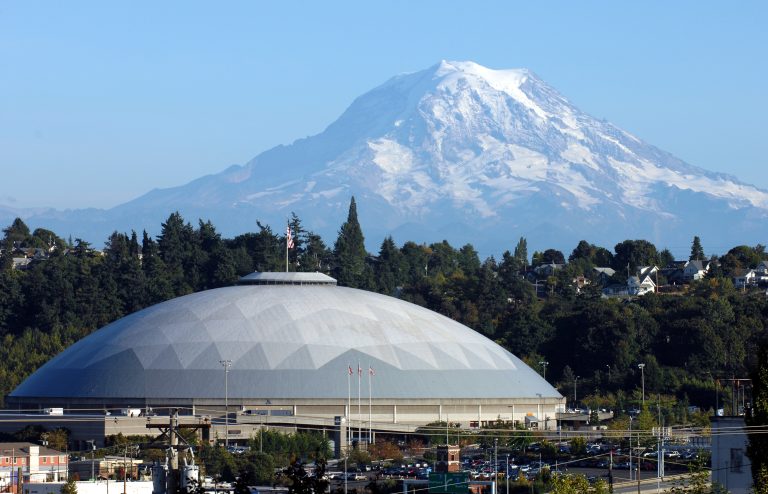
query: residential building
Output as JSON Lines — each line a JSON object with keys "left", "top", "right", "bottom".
{"left": 733, "top": 269, "right": 757, "bottom": 289}
{"left": 682, "top": 260, "right": 709, "bottom": 281}
{"left": 0, "top": 443, "right": 68, "bottom": 492}
{"left": 628, "top": 275, "right": 656, "bottom": 296}
{"left": 592, "top": 267, "right": 615, "bottom": 285}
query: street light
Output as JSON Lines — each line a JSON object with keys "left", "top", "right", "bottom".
{"left": 628, "top": 416, "right": 633, "bottom": 481}
{"left": 220, "top": 359, "right": 232, "bottom": 448}
{"left": 539, "top": 361, "right": 549, "bottom": 381}
{"left": 637, "top": 363, "right": 646, "bottom": 409}
{"left": 87, "top": 440, "right": 96, "bottom": 481}
{"left": 573, "top": 376, "right": 580, "bottom": 409}
{"left": 605, "top": 364, "right": 611, "bottom": 382}
{"left": 536, "top": 393, "right": 543, "bottom": 430}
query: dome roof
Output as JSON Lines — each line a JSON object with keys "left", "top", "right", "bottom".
{"left": 11, "top": 275, "right": 559, "bottom": 401}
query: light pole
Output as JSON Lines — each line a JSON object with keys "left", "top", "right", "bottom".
{"left": 493, "top": 438, "right": 498, "bottom": 490}
{"left": 505, "top": 453, "right": 509, "bottom": 494}
{"left": 573, "top": 376, "right": 580, "bottom": 409}
{"left": 628, "top": 416, "right": 633, "bottom": 481}
{"left": 637, "top": 363, "right": 646, "bottom": 409}
{"left": 605, "top": 364, "right": 611, "bottom": 382}
{"left": 539, "top": 361, "right": 549, "bottom": 381}
{"left": 87, "top": 440, "right": 96, "bottom": 481}
{"left": 536, "top": 393, "right": 543, "bottom": 430}
{"left": 220, "top": 359, "right": 232, "bottom": 448}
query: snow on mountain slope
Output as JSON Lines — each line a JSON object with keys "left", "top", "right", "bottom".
{"left": 232, "top": 60, "right": 768, "bottom": 220}
{"left": 5, "top": 60, "right": 768, "bottom": 254}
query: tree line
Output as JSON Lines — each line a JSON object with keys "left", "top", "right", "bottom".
{"left": 1, "top": 198, "right": 768, "bottom": 419}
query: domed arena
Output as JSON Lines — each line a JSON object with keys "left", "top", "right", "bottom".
{"left": 9, "top": 272, "right": 563, "bottom": 438}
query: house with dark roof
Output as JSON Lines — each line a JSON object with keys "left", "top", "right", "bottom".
{"left": 683, "top": 260, "right": 709, "bottom": 281}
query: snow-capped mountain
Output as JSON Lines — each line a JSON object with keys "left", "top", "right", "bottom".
{"left": 6, "top": 61, "right": 768, "bottom": 255}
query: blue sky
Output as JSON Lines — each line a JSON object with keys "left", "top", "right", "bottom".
{"left": 1, "top": 1, "right": 766, "bottom": 210}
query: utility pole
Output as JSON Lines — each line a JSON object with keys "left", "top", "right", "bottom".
{"left": 538, "top": 361, "right": 548, "bottom": 381}
{"left": 146, "top": 409, "right": 210, "bottom": 494}
{"left": 123, "top": 445, "right": 127, "bottom": 494}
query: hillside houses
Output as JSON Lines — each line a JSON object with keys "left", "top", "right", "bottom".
{"left": 1, "top": 241, "right": 104, "bottom": 271}
{"left": 526, "top": 255, "right": 767, "bottom": 298}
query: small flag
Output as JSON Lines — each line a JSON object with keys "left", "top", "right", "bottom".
{"left": 358, "top": 364, "right": 362, "bottom": 377}
{"left": 348, "top": 365, "right": 353, "bottom": 376}
{"left": 286, "top": 225, "right": 295, "bottom": 249}
{"left": 369, "top": 366, "right": 375, "bottom": 376}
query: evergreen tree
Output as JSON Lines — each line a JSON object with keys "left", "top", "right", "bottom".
{"left": 513, "top": 237, "right": 528, "bottom": 267}
{"left": 332, "top": 197, "right": 370, "bottom": 288}
{"left": 2, "top": 218, "right": 31, "bottom": 250}
{"left": 60, "top": 477, "right": 78, "bottom": 494}
{"left": 690, "top": 236, "right": 705, "bottom": 261}
{"left": 375, "top": 236, "right": 404, "bottom": 295}
{"left": 299, "top": 232, "right": 332, "bottom": 273}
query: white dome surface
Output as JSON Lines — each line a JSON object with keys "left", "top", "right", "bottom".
{"left": 12, "top": 281, "right": 559, "bottom": 401}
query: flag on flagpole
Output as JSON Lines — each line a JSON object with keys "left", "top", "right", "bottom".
{"left": 286, "top": 225, "right": 295, "bottom": 249}
{"left": 348, "top": 365, "right": 353, "bottom": 375}
{"left": 358, "top": 364, "right": 362, "bottom": 377}
{"left": 369, "top": 366, "right": 375, "bottom": 376}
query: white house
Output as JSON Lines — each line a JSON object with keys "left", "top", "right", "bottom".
{"left": 628, "top": 275, "right": 656, "bottom": 296}
{"left": 682, "top": 260, "right": 709, "bottom": 281}
{"left": 733, "top": 269, "right": 757, "bottom": 289}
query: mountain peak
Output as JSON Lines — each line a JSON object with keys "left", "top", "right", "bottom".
{"left": 8, "top": 61, "right": 768, "bottom": 256}
{"left": 434, "top": 60, "right": 531, "bottom": 84}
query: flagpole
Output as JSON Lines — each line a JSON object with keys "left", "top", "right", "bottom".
{"left": 368, "top": 366, "right": 372, "bottom": 444}
{"left": 357, "top": 362, "right": 362, "bottom": 444}
{"left": 285, "top": 222, "right": 289, "bottom": 273}
{"left": 347, "top": 366, "right": 352, "bottom": 451}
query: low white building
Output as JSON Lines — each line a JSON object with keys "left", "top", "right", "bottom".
{"left": 710, "top": 416, "right": 753, "bottom": 494}
{"left": 23, "top": 480, "right": 154, "bottom": 494}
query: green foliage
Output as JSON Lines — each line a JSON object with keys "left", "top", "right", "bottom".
{"left": 249, "top": 429, "right": 331, "bottom": 464}
{"left": 689, "top": 236, "right": 705, "bottom": 261}
{"left": 513, "top": 237, "right": 528, "bottom": 267}
{"left": 333, "top": 197, "right": 372, "bottom": 288}
{"left": 281, "top": 458, "right": 329, "bottom": 494}
{"left": 549, "top": 473, "right": 607, "bottom": 494}
{"left": 60, "top": 477, "right": 78, "bottom": 494}
{"left": 569, "top": 437, "right": 586, "bottom": 456}
{"left": 3, "top": 208, "right": 768, "bottom": 428}
{"left": 612, "top": 239, "right": 659, "bottom": 274}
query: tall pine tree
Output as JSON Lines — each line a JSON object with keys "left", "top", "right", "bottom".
{"left": 332, "top": 197, "right": 371, "bottom": 288}
{"left": 513, "top": 237, "right": 528, "bottom": 267}
{"left": 690, "top": 235, "right": 705, "bottom": 261}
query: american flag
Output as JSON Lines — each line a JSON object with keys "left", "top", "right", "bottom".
{"left": 358, "top": 364, "right": 362, "bottom": 377}
{"left": 369, "top": 366, "right": 375, "bottom": 376}
{"left": 348, "top": 365, "right": 353, "bottom": 376}
{"left": 286, "top": 225, "right": 295, "bottom": 249}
